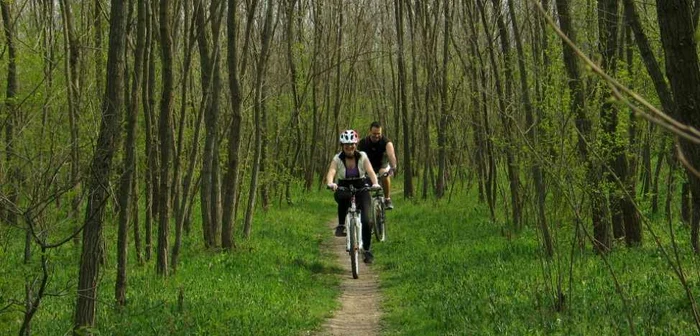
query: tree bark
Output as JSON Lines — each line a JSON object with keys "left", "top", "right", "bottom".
{"left": 656, "top": 0, "right": 700, "bottom": 254}
{"left": 172, "top": 0, "right": 200, "bottom": 269}
{"left": 156, "top": 0, "right": 175, "bottom": 276}
{"left": 58, "top": 0, "right": 82, "bottom": 235}
{"left": 555, "top": 0, "right": 610, "bottom": 253}
{"left": 222, "top": 0, "right": 258, "bottom": 249}
{"left": 74, "top": 0, "right": 127, "bottom": 330}
{"left": 395, "top": 0, "right": 413, "bottom": 199}
{"left": 244, "top": 0, "right": 274, "bottom": 238}
{"left": 509, "top": 0, "right": 553, "bottom": 257}
{"left": 480, "top": 0, "right": 522, "bottom": 228}
{"left": 116, "top": 0, "right": 147, "bottom": 305}
{"left": 1, "top": 0, "right": 18, "bottom": 227}
{"left": 196, "top": 0, "right": 217, "bottom": 248}
{"left": 598, "top": 0, "right": 626, "bottom": 242}
{"left": 435, "top": 0, "right": 450, "bottom": 199}
{"left": 143, "top": 1, "right": 157, "bottom": 261}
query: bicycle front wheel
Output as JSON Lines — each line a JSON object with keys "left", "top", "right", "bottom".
{"left": 348, "top": 217, "right": 359, "bottom": 279}
{"left": 374, "top": 199, "right": 386, "bottom": 242}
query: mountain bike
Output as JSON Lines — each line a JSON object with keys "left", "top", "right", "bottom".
{"left": 331, "top": 184, "right": 377, "bottom": 279}
{"left": 371, "top": 171, "right": 391, "bottom": 242}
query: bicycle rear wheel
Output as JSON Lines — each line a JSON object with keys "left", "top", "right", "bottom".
{"left": 373, "top": 199, "right": 386, "bottom": 242}
{"left": 348, "top": 217, "right": 359, "bottom": 279}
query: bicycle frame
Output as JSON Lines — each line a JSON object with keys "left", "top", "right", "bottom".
{"left": 338, "top": 184, "right": 370, "bottom": 251}
{"left": 335, "top": 184, "right": 373, "bottom": 279}
{"left": 345, "top": 193, "right": 363, "bottom": 254}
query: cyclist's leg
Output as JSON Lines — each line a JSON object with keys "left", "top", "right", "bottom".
{"left": 384, "top": 174, "right": 392, "bottom": 199}
{"left": 377, "top": 163, "right": 391, "bottom": 199}
{"left": 334, "top": 191, "right": 350, "bottom": 236}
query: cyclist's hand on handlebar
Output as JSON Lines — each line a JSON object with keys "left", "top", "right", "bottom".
{"left": 390, "top": 166, "right": 397, "bottom": 177}
{"left": 327, "top": 183, "right": 338, "bottom": 191}
{"left": 371, "top": 183, "right": 382, "bottom": 190}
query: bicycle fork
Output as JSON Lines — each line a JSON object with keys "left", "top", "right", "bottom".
{"left": 346, "top": 207, "right": 363, "bottom": 252}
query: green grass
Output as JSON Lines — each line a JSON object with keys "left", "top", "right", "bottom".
{"left": 1, "top": 191, "right": 342, "bottom": 335}
{"left": 4, "top": 185, "right": 700, "bottom": 335}
{"left": 373, "top": 191, "right": 700, "bottom": 335}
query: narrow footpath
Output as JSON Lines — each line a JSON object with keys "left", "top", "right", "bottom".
{"left": 316, "top": 219, "right": 383, "bottom": 336}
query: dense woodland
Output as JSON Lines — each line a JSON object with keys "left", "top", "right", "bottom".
{"left": 2, "top": 0, "right": 700, "bottom": 334}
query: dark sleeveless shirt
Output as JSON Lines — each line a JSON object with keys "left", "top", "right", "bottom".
{"left": 358, "top": 135, "right": 389, "bottom": 170}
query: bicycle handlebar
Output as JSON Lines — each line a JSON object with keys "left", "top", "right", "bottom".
{"left": 327, "top": 185, "right": 381, "bottom": 193}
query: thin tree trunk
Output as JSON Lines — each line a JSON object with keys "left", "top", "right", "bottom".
{"left": 156, "top": 0, "right": 175, "bottom": 276}
{"left": 555, "top": 0, "right": 609, "bottom": 253}
{"left": 222, "top": 0, "right": 258, "bottom": 249}
{"left": 598, "top": 0, "right": 625, "bottom": 242}
{"left": 196, "top": 0, "right": 216, "bottom": 248}
{"left": 651, "top": 140, "right": 665, "bottom": 214}
{"left": 284, "top": 0, "right": 303, "bottom": 203}
{"left": 132, "top": 175, "right": 143, "bottom": 265}
{"left": 58, "top": 0, "right": 82, "bottom": 238}
{"left": 74, "top": 0, "right": 127, "bottom": 330}
{"left": 143, "top": 2, "right": 157, "bottom": 261}
{"left": 172, "top": 0, "right": 197, "bottom": 266}
{"left": 509, "top": 0, "right": 553, "bottom": 257}
{"left": 244, "top": 1, "right": 274, "bottom": 238}
{"left": 94, "top": 0, "right": 104, "bottom": 93}
{"left": 464, "top": 0, "right": 496, "bottom": 221}
{"left": 395, "top": 0, "right": 413, "bottom": 199}
{"left": 116, "top": 0, "right": 146, "bottom": 305}
{"left": 435, "top": 0, "right": 450, "bottom": 199}
{"left": 1, "top": 0, "right": 18, "bottom": 227}
{"left": 480, "top": 0, "right": 522, "bottom": 228}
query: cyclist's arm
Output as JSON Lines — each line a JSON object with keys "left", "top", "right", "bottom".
{"left": 386, "top": 141, "right": 398, "bottom": 173}
{"left": 326, "top": 159, "right": 338, "bottom": 185}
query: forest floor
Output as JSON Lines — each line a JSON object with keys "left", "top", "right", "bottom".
{"left": 315, "top": 219, "right": 383, "bottom": 336}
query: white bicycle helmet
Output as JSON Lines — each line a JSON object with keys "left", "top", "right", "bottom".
{"left": 339, "top": 129, "right": 359, "bottom": 144}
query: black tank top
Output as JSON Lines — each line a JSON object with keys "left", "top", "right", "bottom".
{"left": 358, "top": 135, "right": 389, "bottom": 170}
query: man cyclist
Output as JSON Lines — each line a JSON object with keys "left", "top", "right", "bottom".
{"left": 358, "top": 121, "right": 398, "bottom": 209}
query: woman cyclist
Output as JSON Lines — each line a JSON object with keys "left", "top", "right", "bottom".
{"left": 326, "top": 129, "right": 381, "bottom": 263}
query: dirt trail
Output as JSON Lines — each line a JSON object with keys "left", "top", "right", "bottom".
{"left": 316, "top": 220, "right": 382, "bottom": 336}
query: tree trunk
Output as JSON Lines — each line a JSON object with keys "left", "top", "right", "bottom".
{"left": 196, "top": 0, "right": 217, "bottom": 248}
{"left": 143, "top": 2, "right": 157, "bottom": 261}
{"left": 93, "top": 0, "right": 104, "bottom": 93}
{"left": 244, "top": 1, "right": 274, "bottom": 238}
{"left": 650, "top": 141, "right": 665, "bottom": 214}
{"left": 222, "top": 0, "right": 258, "bottom": 249}
{"left": 58, "top": 0, "right": 82, "bottom": 238}
{"left": 74, "top": 0, "right": 126, "bottom": 331}
{"left": 509, "top": 0, "right": 553, "bottom": 257}
{"left": 172, "top": 0, "right": 200, "bottom": 269}
{"left": 656, "top": 0, "right": 700, "bottom": 254}
{"left": 395, "top": 0, "right": 413, "bottom": 199}
{"left": 156, "top": 0, "right": 175, "bottom": 276}
{"left": 598, "top": 0, "right": 631, "bottom": 244}
{"left": 116, "top": 0, "right": 146, "bottom": 305}
{"left": 464, "top": 1, "right": 496, "bottom": 221}
{"left": 435, "top": 0, "right": 450, "bottom": 199}
{"left": 1, "top": 0, "right": 18, "bottom": 227}
{"left": 555, "top": 0, "right": 609, "bottom": 253}
{"left": 480, "top": 0, "right": 522, "bottom": 228}
{"left": 284, "top": 0, "right": 303, "bottom": 203}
